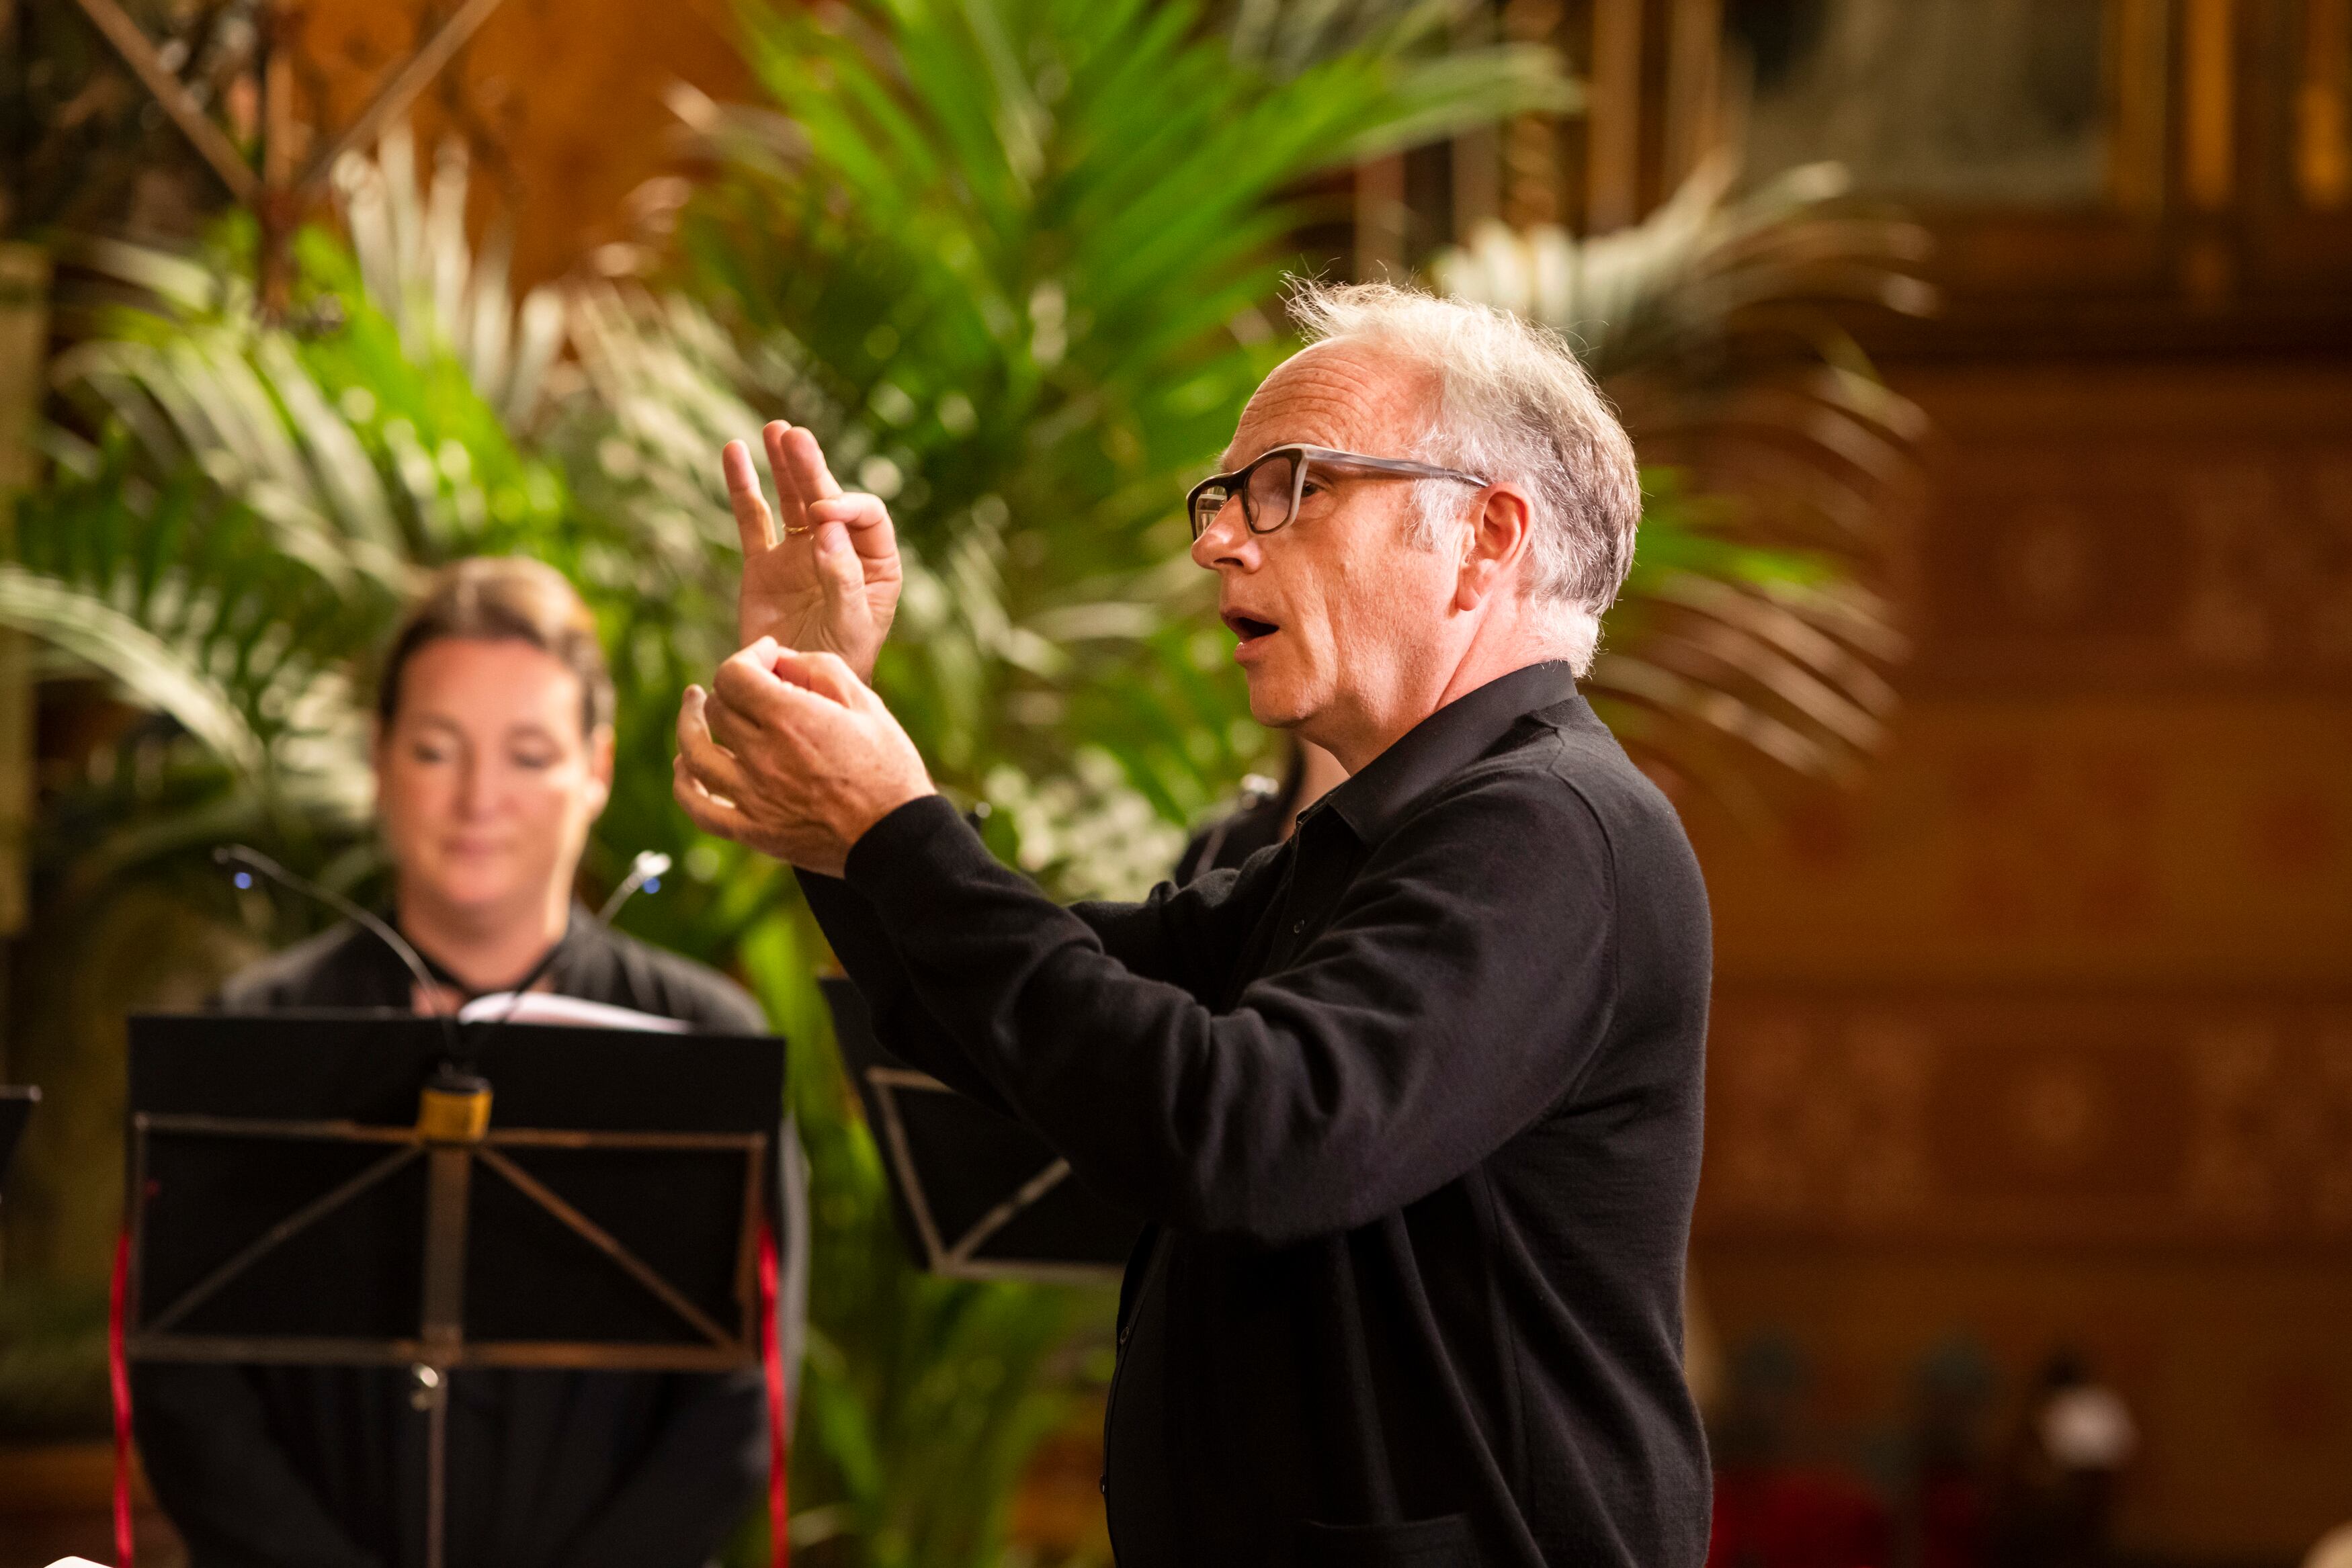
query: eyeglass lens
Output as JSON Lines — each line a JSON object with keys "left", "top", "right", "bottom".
{"left": 1191, "top": 450, "right": 1302, "bottom": 539}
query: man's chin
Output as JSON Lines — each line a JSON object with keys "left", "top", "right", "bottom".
{"left": 1243, "top": 673, "right": 1313, "bottom": 732}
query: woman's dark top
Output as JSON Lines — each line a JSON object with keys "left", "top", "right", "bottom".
{"left": 132, "top": 912, "right": 799, "bottom": 1568}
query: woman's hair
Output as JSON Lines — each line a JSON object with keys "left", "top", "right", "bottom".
{"left": 377, "top": 557, "right": 616, "bottom": 734}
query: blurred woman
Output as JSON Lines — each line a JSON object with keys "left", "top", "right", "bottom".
{"left": 134, "top": 556, "right": 801, "bottom": 1568}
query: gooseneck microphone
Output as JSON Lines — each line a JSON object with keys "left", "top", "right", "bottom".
{"left": 597, "top": 851, "right": 671, "bottom": 924}
{"left": 215, "top": 844, "right": 462, "bottom": 1056}
{"left": 218, "top": 844, "right": 677, "bottom": 1042}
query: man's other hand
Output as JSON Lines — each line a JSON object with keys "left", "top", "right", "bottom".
{"left": 674, "top": 640, "right": 933, "bottom": 877}
{"left": 725, "top": 424, "right": 902, "bottom": 682}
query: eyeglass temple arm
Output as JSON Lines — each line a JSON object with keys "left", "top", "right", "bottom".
{"left": 1294, "top": 448, "right": 1488, "bottom": 486}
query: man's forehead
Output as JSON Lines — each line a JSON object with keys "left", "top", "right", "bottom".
{"left": 1222, "top": 341, "right": 1429, "bottom": 468}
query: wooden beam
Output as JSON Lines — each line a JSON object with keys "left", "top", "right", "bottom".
{"left": 2181, "top": 0, "right": 2236, "bottom": 210}
{"left": 1502, "top": 0, "right": 1564, "bottom": 229}
{"left": 300, "top": 0, "right": 511, "bottom": 191}
{"left": 1587, "top": 0, "right": 1644, "bottom": 231}
{"left": 1450, "top": 1, "right": 1500, "bottom": 238}
{"left": 1355, "top": 154, "right": 1408, "bottom": 280}
{"left": 2298, "top": 0, "right": 2352, "bottom": 208}
{"left": 1662, "top": 0, "right": 1722, "bottom": 191}
{"left": 71, "top": 0, "right": 259, "bottom": 202}
{"left": 2107, "top": 0, "right": 2171, "bottom": 215}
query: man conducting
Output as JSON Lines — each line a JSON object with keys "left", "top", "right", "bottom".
{"left": 677, "top": 281, "right": 1713, "bottom": 1567}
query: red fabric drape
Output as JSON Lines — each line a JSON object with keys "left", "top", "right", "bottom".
{"left": 109, "top": 1227, "right": 136, "bottom": 1568}
{"left": 759, "top": 1227, "right": 790, "bottom": 1568}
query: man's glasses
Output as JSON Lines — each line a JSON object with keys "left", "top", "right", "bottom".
{"left": 1187, "top": 445, "right": 1488, "bottom": 541}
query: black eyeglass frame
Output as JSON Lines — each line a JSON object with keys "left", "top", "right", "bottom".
{"left": 1186, "top": 444, "right": 1489, "bottom": 541}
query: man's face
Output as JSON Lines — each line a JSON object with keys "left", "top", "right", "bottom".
{"left": 1191, "top": 343, "right": 1465, "bottom": 738}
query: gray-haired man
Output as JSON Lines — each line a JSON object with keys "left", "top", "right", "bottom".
{"left": 676, "top": 281, "right": 1712, "bottom": 1568}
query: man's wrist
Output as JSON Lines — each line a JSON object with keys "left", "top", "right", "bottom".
{"left": 843, "top": 787, "right": 942, "bottom": 867}
{"left": 841, "top": 793, "right": 966, "bottom": 891}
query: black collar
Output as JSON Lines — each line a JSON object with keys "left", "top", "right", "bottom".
{"left": 1318, "top": 660, "right": 1583, "bottom": 846}
{"left": 396, "top": 904, "right": 591, "bottom": 1002}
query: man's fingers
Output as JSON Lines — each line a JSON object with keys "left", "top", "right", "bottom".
{"left": 810, "top": 523, "right": 870, "bottom": 634}
{"left": 779, "top": 425, "right": 845, "bottom": 500}
{"left": 676, "top": 686, "right": 755, "bottom": 803}
{"left": 722, "top": 440, "right": 778, "bottom": 555}
{"left": 765, "top": 645, "right": 868, "bottom": 709}
{"left": 807, "top": 493, "right": 899, "bottom": 566}
{"left": 761, "top": 422, "right": 808, "bottom": 531}
{"left": 700, "top": 685, "right": 759, "bottom": 755}
{"left": 772, "top": 425, "right": 844, "bottom": 539}
{"left": 711, "top": 642, "right": 872, "bottom": 740}
{"left": 711, "top": 639, "right": 835, "bottom": 726}
{"left": 673, "top": 754, "right": 751, "bottom": 843}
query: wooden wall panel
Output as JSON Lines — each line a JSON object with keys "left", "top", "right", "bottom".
{"left": 1690, "top": 351, "right": 2352, "bottom": 1562}
{"left": 1687, "top": 699, "right": 2352, "bottom": 988}
{"left": 1699, "top": 990, "right": 2352, "bottom": 1246}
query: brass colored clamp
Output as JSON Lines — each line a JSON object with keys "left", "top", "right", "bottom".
{"left": 417, "top": 1076, "right": 492, "bottom": 1143}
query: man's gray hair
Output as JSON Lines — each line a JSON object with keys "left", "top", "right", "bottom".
{"left": 1286, "top": 280, "right": 1641, "bottom": 673}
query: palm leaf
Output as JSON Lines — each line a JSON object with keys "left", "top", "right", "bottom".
{"left": 1435, "top": 156, "right": 1931, "bottom": 798}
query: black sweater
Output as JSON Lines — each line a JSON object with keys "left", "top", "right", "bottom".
{"left": 802, "top": 662, "right": 1713, "bottom": 1568}
{"left": 132, "top": 912, "right": 800, "bottom": 1568}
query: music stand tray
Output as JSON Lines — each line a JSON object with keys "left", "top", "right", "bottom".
{"left": 822, "top": 977, "right": 1136, "bottom": 1284}
{"left": 124, "top": 1010, "right": 783, "bottom": 1567}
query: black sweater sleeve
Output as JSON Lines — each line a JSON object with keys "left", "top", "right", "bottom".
{"left": 800, "top": 870, "right": 1022, "bottom": 1115}
{"left": 831, "top": 783, "right": 1620, "bottom": 1246}
{"left": 799, "top": 838, "right": 1287, "bottom": 1115}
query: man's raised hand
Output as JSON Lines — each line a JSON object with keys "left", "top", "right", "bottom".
{"left": 725, "top": 423, "right": 902, "bottom": 682}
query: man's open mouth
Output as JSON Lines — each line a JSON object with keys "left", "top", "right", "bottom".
{"left": 1224, "top": 611, "right": 1279, "bottom": 640}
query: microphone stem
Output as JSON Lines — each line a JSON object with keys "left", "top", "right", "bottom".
{"left": 219, "top": 846, "right": 463, "bottom": 1059}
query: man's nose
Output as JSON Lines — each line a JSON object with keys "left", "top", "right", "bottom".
{"left": 1189, "top": 502, "right": 1259, "bottom": 571}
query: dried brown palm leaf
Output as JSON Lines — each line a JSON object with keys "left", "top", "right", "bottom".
{"left": 1434, "top": 154, "right": 1931, "bottom": 811}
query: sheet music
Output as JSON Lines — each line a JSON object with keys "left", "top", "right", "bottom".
{"left": 454, "top": 992, "right": 690, "bottom": 1033}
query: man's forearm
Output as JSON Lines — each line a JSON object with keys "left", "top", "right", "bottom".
{"left": 799, "top": 869, "right": 1021, "bottom": 1115}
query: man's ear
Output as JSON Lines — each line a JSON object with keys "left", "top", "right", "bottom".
{"left": 1455, "top": 484, "right": 1536, "bottom": 613}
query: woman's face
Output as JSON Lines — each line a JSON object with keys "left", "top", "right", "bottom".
{"left": 374, "top": 637, "right": 613, "bottom": 924}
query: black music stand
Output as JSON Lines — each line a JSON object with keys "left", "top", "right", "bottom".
{"left": 821, "top": 977, "right": 1136, "bottom": 1283}
{"left": 123, "top": 1011, "right": 782, "bottom": 1568}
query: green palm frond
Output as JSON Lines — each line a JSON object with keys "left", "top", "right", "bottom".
{"left": 1435, "top": 156, "right": 1932, "bottom": 803}
{"left": 330, "top": 124, "right": 572, "bottom": 431}
{"left": 659, "top": 0, "right": 1573, "bottom": 900}
{"left": 13, "top": 421, "right": 384, "bottom": 769}
{"left": 7, "top": 132, "right": 587, "bottom": 903}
